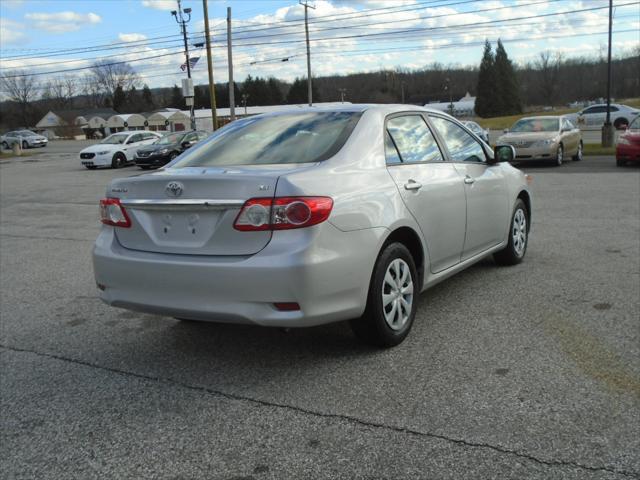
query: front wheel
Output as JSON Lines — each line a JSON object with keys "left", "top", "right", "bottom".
{"left": 494, "top": 199, "right": 529, "bottom": 266}
{"left": 572, "top": 141, "right": 583, "bottom": 161}
{"left": 1, "top": 141, "right": 8, "bottom": 149}
{"left": 350, "top": 242, "right": 418, "bottom": 348}
{"left": 616, "top": 158, "right": 625, "bottom": 167}
{"left": 554, "top": 144, "right": 563, "bottom": 166}
{"left": 22, "top": 141, "right": 28, "bottom": 149}
{"left": 111, "top": 153, "right": 126, "bottom": 169}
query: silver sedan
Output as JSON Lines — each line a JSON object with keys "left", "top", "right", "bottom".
{"left": 93, "top": 105, "right": 531, "bottom": 347}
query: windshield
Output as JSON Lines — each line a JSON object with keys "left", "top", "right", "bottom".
{"left": 156, "top": 132, "right": 184, "bottom": 145}
{"left": 171, "top": 112, "right": 362, "bottom": 168}
{"left": 18, "top": 130, "right": 37, "bottom": 136}
{"left": 511, "top": 118, "right": 559, "bottom": 133}
{"left": 101, "top": 133, "right": 129, "bottom": 144}
{"left": 629, "top": 116, "right": 640, "bottom": 131}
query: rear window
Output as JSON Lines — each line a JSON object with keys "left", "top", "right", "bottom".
{"left": 171, "top": 112, "right": 361, "bottom": 167}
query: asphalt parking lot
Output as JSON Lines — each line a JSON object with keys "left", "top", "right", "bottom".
{"left": 1, "top": 148, "right": 639, "bottom": 479}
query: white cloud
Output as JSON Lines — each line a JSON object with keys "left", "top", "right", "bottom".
{"left": 118, "top": 33, "right": 148, "bottom": 42}
{"left": 0, "top": 17, "right": 26, "bottom": 44}
{"left": 24, "top": 11, "right": 101, "bottom": 33}
{"left": 141, "top": 0, "right": 177, "bottom": 11}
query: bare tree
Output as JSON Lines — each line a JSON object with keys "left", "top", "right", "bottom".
{"left": 88, "top": 60, "right": 140, "bottom": 107}
{"left": 0, "top": 70, "right": 38, "bottom": 127}
{"left": 42, "top": 76, "right": 78, "bottom": 110}
{"left": 535, "top": 51, "right": 563, "bottom": 105}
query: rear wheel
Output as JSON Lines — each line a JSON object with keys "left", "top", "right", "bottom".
{"left": 350, "top": 242, "right": 417, "bottom": 348}
{"left": 554, "top": 144, "right": 563, "bottom": 166}
{"left": 616, "top": 158, "right": 625, "bottom": 167}
{"left": 494, "top": 199, "right": 528, "bottom": 266}
{"left": 111, "top": 153, "right": 126, "bottom": 169}
{"left": 572, "top": 141, "right": 583, "bottom": 161}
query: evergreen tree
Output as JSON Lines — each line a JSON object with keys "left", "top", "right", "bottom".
{"left": 170, "top": 84, "right": 183, "bottom": 109}
{"left": 113, "top": 85, "right": 126, "bottom": 112}
{"left": 267, "top": 77, "right": 283, "bottom": 104}
{"left": 127, "top": 86, "right": 140, "bottom": 112}
{"left": 475, "top": 40, "right": 496, "bottom": 118}
{"left": 142, "top": 84, "right": 155, "bottom": 110}
{"left": 194, "top": 85, "right": 209, "bottom": 109}
{"left": 286, "top": 77, "right": 319, "bottom": 104}
{"left": 494, "top": 39, "right": 522, "bottom": 115}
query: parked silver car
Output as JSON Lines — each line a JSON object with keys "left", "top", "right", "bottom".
{"left": 93, "top": 105, "right": 531, "bottom": 347}
{"left": 1, "top": 130, "right": 48, "bottom": 149}
{"left": 461, "top": 120, "right": 490, "bottom": 144}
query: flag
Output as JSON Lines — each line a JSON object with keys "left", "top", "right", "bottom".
{"left": 180, "top": 57, "right": 200, "bottom": 71}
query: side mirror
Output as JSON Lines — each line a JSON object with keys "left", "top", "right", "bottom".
{"left": 181, "top": 141, "right": 193, "bottom": 149}
{"left": 503, "top": 128, "right": 509, "bottom": 134}
{"left": 492, "top": 144, "right": 516, "bottom": 164}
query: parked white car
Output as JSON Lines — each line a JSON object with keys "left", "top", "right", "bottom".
{"left": 1, "top": 130, "right": 48, "bottom": 149}
{"left": 461, "top": 121, "right": 490, "bottom": 144}
{"left": 565, "top": 103, "right": 639, "bottom": 130}
{"left": 79, "top": 131, "right": 162, "bottom": 169}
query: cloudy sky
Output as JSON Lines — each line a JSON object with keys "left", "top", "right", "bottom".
{"left": 0, "top": 0, "right": 638, "bottom": 93}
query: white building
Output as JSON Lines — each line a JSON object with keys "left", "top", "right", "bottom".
{"left": 425, "top": 93, "right": 476, "bottom": 117}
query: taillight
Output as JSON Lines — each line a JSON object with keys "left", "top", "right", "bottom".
{"left": 99, "top": 198, "right": 131, "bottom": 228}
{"left": 234, "top": 196, "right": 333, "bottom": 231}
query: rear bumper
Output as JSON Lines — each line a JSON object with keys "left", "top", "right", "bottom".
{"left": 93, "top": 224, "right": 386, "bottom": 327}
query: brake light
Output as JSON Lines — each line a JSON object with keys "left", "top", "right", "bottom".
{"left": 99, "top": 198, "right": 131, "bottom": 228}
{"left": 234, "top": 196, "right": 333, "bottom": 231}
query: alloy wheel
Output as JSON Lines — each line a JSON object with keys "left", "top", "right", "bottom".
{"left": 556, "top": 145, "right": 563, "bottom": 166}
{"left": 382, "top": 258, "right": 414, "bottom": 331}
{"left": 512, "top": 208, "right": 527, "bottom": 257}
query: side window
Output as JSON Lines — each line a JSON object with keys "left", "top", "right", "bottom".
{"left": 130, "top": 134, "right": 144, "bottom": 143}
{"left": 198, "top": 132, "right": 208, "bottom": 141}
{"left": 563, "top": 119, "right": 573, "bottom": 130}
{"left": 610, "top": 106, "right": 619, "bottom": 112}
{"left": 429, "top": 116, "right": 486, "bottom": 163}
{"left": 143, "top": 133, "right": 157, "bottom": 140}
{"left": 386, "top": 115, "right": 443, "bottom": 164}
{"left": 185, "top": 132, "right": 198, "bottom": 142}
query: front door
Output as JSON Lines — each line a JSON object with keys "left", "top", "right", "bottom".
{"left": 385, "top": 114, "right": 467, "bottom": 273}
{"left": 428, "top": 115, "right": 510, "bottom": 260}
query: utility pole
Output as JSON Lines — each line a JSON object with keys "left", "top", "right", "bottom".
{"left": 338, "top": 88, "right": 346, "bottom": 103}
{"left": 202, "top": 0, "right": 217, "bottom": 130}
{"left": 172, "top": 0, "right": 195, "bottom": 130}
{"left": 401, "top": 81, "right": 406, "bottom": 104}
{"left": 602, "top": 0, "right": 614, "bottom": 147}
{"left": 299, "top": 1, "right": 315, "bottom": 106}
{"left": 227, "top": 6, "right": 236, "bottom": 121}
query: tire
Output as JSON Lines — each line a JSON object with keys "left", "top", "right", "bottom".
{"left": 616, "top": 158, "right": 625, "bottom": 167}
{"left": 111, "top": 153, "right": 126, "bottom": 169}
{"left": 614, "top": 118, "right": 628, "bottom": 130}
{"left": 572, "top": 141, "right": 583, "bottom": 161}
{"left": 22, "top": 141, "right": 28, "bottom": 149}
{"left": 1, "top": 141, "right": 8, "bottom": 150}
{"left": 554, "top": 144, "right": 563, "bottom": 166}
{"left": 350, "top": 242, "right": 418, "bottom": 348}
{"left": 494, "top": 199, "right": 529, "bottom": 266}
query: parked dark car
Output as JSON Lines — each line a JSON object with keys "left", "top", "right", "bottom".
{"left": 134, "top": 130, "right": 208, "bottom": 169}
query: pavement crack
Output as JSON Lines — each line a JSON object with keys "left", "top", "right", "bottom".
{"left": 1, "top": 343, "right": 638, "bottom": 479}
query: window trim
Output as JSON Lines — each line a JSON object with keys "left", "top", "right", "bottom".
{"left": 384, "top": 112, "right": 446, "bottom": 166}
{"left": 427, "top": 113, "right": 490, "bottom": 165}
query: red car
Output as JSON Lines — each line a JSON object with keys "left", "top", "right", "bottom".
{"left": 616, "top": 115, "right": 640, "bottom": 166}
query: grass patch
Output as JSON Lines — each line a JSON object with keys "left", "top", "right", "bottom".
{"left": 583, "top": 144, "right": 615, "bottom": 156}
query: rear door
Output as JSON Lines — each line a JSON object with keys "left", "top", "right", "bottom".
{"left": 385, "top": 114, "right": 466, "bottom": 273}
{"left": 428, "top": 115, "right": 509, "bottom": 261}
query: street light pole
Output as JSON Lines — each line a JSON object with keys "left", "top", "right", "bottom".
{"left": 172, "top": 0, "right": 195, "bottom": 130}
{"left": 299, "top": 1, "right": 315, "bottom": 106}
{"left": 602, "top": 0, "right": 614, "bottom": 147}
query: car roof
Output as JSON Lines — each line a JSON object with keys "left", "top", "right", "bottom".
{"left": 253, "top": 103, "right": 452, "bottom": 117}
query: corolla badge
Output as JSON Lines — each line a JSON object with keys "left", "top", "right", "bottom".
{"left": 165, "top": 181, "right": 184, "bottom": 197}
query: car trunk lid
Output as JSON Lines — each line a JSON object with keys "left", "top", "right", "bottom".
{"left": 112, "top": 166, "right": 294, "bottom": 255}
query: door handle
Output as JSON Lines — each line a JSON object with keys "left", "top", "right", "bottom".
{"left": 464, "top": 175, "right": 475, "bottom": 185}
{"left": 404, "top": 180, "right": 422, "bottom": 191}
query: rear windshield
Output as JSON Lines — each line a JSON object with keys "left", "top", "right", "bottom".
{"left": 511, "top": 118, "right": 559, "bottom": 133}
{"left": 171, "top": 111, "right": 361, "bottom": 167}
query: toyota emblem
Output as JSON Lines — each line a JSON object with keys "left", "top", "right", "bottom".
{"left": 165, "top": 181, "right": 184, "bottom": 197}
